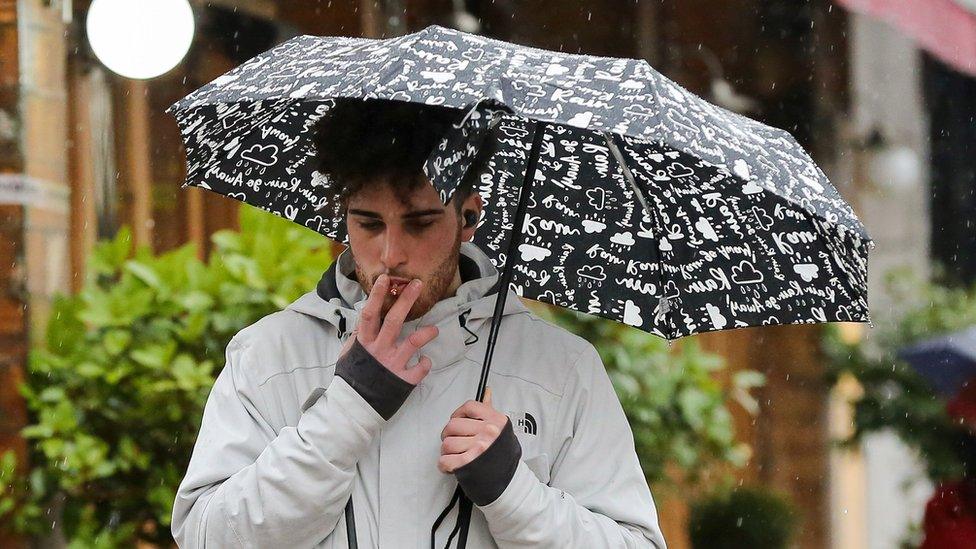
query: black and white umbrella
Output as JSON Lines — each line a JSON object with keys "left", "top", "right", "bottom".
{"left": 169, "top": 25, "right": 871, "bottom": 346}
{"left": 169, "top": 24, "right": 873, "bottom": 548}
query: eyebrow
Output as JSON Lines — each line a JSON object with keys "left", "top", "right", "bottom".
{"left": 348, "top": 208, "right": 445, "bottom": 219}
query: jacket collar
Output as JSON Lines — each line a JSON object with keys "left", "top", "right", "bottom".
{"left": 286, "top": 242, "right": 529, "bottom": 372}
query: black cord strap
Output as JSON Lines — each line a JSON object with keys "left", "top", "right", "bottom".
{"left": 431, "top": 486, "right": 463, "bottom": 549}
{"left": 345, "top": 496, "right": 357, "bottom": 549}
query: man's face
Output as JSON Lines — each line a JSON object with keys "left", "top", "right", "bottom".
{"left": 345, "top": 179, "right": 481, "bottom": 321}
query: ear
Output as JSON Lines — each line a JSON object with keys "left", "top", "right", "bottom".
{"left": 460, "top": 192, "right": 484, "bottom": 242}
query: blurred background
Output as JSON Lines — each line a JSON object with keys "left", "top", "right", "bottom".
{"left": 0, "top": 0, "right": 974, "bottom": 548}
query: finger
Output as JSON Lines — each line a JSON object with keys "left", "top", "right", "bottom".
{"left": 440, "top": 417, "right": 485, "bottom": 439}
{"left": 358, "top": 275, "right": 389, "bottom": 344}
{"left": 450, "top": 400, "right": 492, "bottom": 420}
{"left": 440, "top": 435, "right": 474, "bottom": 455}
{"left": 438, "top": 451, "right": 478, "bottom": 474}
{"left": 392, "top": 325, "right": 439, "bottom": 365}
{"left": 483, "top": 386, "right": 493, "bottom": 407}
{"left": 401, "top": 355, "right": 432, "bottom": 385}
{"left": 376, "top": 279, "right": 422, "bottom": 348}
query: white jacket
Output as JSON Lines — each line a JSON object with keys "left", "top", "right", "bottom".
{"left": 172, "top": 241, "right": 667, "bottom": 548}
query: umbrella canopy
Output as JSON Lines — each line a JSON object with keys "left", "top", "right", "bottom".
{"left": 836, "top": 0, "right": 976, "bottom": 78}
{"left": 898, "top": 325, "right": 976, "bottom": 397}
{"left": 169, "top": 24, "right": 872, "bottom": 343}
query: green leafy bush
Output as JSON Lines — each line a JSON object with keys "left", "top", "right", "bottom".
{"left": 823, "top": 266, "right": 976, "bottom": 482}
{"left": 688, "top": 485, "right": 798, "bottom": 549}
{"left": 0, "top": 206, "right": 334, "bottom": 546}
{"left": 540, "top": 306, "right": 763, "bottom": 487}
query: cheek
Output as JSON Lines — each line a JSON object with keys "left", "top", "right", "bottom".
{"left": 347, "top": 232, "right": 380, "bottom": 267}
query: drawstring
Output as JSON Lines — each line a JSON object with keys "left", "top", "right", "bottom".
{"left": 429, "top": 310, "right": 480, "bottom": 548}
{"left": 337, "top": 313, "right": 348, "bottom": 340}
{"left": 430, "top": 485, "right": 463, "bottom": 549}
{"left": 458, "top": 309, "right": 479, "bottom": 345}
{"left": 336, "top": 311, "right": 359, "bottom": 548}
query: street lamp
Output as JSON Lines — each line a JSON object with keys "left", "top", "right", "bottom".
{"left": 86, "top": 0, "right": 195, "bottom": 80}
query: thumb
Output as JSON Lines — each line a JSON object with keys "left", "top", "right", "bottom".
{"left": 404, "top": 355, "right": 432, "bottom": 385}
{"left": 483, "top": 386, "right": 493, "bottom": 407}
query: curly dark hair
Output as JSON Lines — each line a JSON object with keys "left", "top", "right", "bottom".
{"left": 311, "top": 98, "right": 477, "bottom": 214}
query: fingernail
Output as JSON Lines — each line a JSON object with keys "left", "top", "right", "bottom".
{"left": 411, "top": 279, "right": 421, "bottom": 288}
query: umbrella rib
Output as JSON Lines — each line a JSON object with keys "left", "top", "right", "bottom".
{"left": 603, "top": 131, "right": 674, "bottom": 339}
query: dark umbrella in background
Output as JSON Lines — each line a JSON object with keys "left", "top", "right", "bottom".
{"left": 168, "top": 24, "right": 874, "bottom": 549}
{"left": 899, "top": 326, "right": 976, "bottom": 398}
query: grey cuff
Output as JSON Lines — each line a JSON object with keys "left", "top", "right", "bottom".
{"left": 454, "top": 418, "right": 523, "bottom": 506}
{"left": 335, "top": 338, "right": 415, "bottom": 420}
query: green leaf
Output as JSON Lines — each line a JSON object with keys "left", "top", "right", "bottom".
{"left": 20, "top": 425, "right": 53, "bottom": 439}
{"left": 102, "top": 329, "right": 132, "bottom": 356}
{"left": 124, "top": 260, "right": 165, "bottom": 291}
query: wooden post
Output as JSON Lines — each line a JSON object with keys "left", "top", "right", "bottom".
{"left": 121, "top": 79, "right": 154, "bottom": 250}
{"left": 360, "top": 0, "right": 384, "bottom": 38}
{"left": 67, "top": 57, "right": 98, "bottom": 292}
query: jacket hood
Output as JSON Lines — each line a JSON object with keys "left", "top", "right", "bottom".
{"left": 285, "top": 241, "right": 530, "bottom": 372}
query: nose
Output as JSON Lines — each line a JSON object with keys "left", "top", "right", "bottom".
{"left": 380, "top": 225, "right": 408, "bottom": 270}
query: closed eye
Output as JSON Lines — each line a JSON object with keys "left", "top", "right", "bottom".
{"left": 358, "top": 221, "right": 435, "bottom": 231}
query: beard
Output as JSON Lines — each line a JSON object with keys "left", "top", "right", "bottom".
{"left": 354, "top": 223, "right": 462, "bottom": 322}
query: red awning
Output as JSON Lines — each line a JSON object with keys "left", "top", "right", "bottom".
{"left": 836, "top": 0, "right": 976, "bottom": 77}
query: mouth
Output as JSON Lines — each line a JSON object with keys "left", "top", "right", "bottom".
{"left": 386, "top": 277, "right": 411, "bottom": 296}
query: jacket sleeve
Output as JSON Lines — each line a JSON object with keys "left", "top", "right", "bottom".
{"left": 171, "top": 335, "right": 391, "bottom": 548}
{"left": 477, "top": 343, "right": 668, "bottom": 549}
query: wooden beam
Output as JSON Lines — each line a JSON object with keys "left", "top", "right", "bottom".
{"left": 67, "top": 58, "right": 98, "bottom": 292}
{"left": 186, "top": 187, "right": 205, "bottom": 260}
{"left": 121, "top": 79, "right": 154, "bottom": 250}
{"left": 360, "top": 0, "right": 384, "bottom": 38}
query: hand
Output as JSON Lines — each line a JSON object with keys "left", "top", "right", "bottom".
{"left": 439, "top": 388, "right": 508, "bottom": 473}
{"left": 339, "top": 274, "right": 438, "bottom": 385}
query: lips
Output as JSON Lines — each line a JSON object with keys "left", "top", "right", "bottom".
{"left": 387, "top": 277, "right": 411, "bottom": 295}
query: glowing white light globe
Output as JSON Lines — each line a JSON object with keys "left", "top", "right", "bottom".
{"left": 86, "top": 0, "right": 195, "bottom": 80}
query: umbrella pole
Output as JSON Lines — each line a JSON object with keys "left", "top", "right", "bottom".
{"left": 473, "top": 119, "right": 548, "bottom": 402}
{"left": 448, "top": 120, "right": 548, "bottom": 549}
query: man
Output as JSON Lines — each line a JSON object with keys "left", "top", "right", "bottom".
{"left": 171, "top": 98, "right": 667, "bottom": 548}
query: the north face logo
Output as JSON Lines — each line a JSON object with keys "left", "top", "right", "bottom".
{"left": 514, "top": 412, "right": 537, "bottom": 436}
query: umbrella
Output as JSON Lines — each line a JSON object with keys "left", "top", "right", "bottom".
{"left": 836, "top": 0, "right": 976, "bottom": 78}
{"left": 898, "top": 326, "right": 976, "bottom": 397}
{"left": 168, "top": 24, "right": 873, "bottom": 549}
